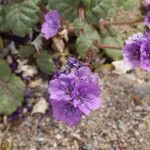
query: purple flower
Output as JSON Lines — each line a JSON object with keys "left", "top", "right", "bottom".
{"left": 122, "top": 33, "right": 145, "bottom": 68}
{"left": 41, "top": 10, "right": 61, "bottom": 40}
{"left": 51, "top": 100, "right": 83, "bottom": 127}
{"left": 145, "top": 11, "right": 150, "bottom": 29}
{"left": 140, "top": 39, "right": 150, "bottom": 72}
{"left": 48, "top": 61, "right": 102, "bottom": 126}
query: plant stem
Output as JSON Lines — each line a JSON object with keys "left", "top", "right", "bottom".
{"left": 78, "top": 3, "right": 85, "bottom": 20}
{"left": 100, "top": 17, "right": 144, "bottom": 27}
{"left": 94, "top": 41, "right": 122, "bottom": 50}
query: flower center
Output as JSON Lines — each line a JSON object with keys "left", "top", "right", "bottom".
{"left": 134, "top": 50, "right": 140, "bottom": 60}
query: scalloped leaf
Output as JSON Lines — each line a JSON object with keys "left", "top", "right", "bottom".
{"left": 0, "top": 59, "right": 25, "bottom": 115}
{"left": 81, "top": 0, "right": 110, "bottom": 24}
{"left": 75, "top": 20, "right": 100, "bottom": 58}
{"left": 101, "top": 28, "right": 123, "bottom": 60}
{"left": 18, "top": 45, "right": 36, "bottom": 59}
{"left": 103, "top": 42, "right": 123, "bottom": 60}
{"left": 49, "top": 0, "right": 111, "bottom": 24}
{"left": 0, "top": 4, "right": 9, "bottom": 31}
{"left": 6, "top": 0, "right": 40, "bottom": 36}
{"left": 49, "top": 0, "right": 80, "bottom": 22}
{"left": 36, "top": 51, "right": 55, "bottom": 75}
{"left": 116, "top": 0, "right": 140, "bottom": 11}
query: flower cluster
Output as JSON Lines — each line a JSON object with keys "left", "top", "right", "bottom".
{"left": 41, "top": 10, "right": 61, "bottom": 39}
{"left": 48, "top": 59, "right": 102, "bottom": 127}
{"left": 122, "top": 32, "right": 150, "bottom": 72}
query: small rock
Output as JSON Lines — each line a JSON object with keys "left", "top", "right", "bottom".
{"left": 32, "top": 97, "right": 49, "bottom": 114}
{"left": 29, "top": 79, "right": 43, "bottom": 88}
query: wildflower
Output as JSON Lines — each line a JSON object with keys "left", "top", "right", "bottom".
{"left": 145, "top": 11, "right": 150, "bottom": 29}
{"left": 48, "top": 60, "right": 102, "bottom": 126}
{"left": 140, "top": 39, "right": 150, "bottom": 72}
{"left": 51, "top": 100, "right": 83, "bottom": 127}
{"left": 122, "top": 33, "right": 145, "bottom": 68}
{"left": 41, "top": 10, "right": 61, "bottom": 40}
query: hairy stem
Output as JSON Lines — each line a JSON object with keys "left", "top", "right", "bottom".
{"left": 94, "top": 41, "right": 122, "bottom": 50}
{"left": 78, "top": 3, "right": 85, "bottom": 20}
{"left": 100, "top": 17, "right": 144, "bottom": 27}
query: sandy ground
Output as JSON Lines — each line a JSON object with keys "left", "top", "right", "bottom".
{"left": 0, "top": 68, "right": 150, "bottom": 150}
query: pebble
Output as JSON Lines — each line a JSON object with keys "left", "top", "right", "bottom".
{"left": 29, "top": 79, "right": 43, "bottom": 88}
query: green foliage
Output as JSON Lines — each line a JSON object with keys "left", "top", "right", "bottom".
{"left": 0, "top": 59, "right": 25, "bottom": 115}
{"left": 116, "top": 0, "right": 140, "bottom": 11}
{"left": 49, "top": 0, "right": 140, "bottom": 24}
{"left": 49, "top": 0, "right": 80, "bottom": 22}
{"left": 73, "top": 18, "right": 91, "bottom": 34}
{"left": 101, "top": 28, "right": 123, "bottom": 60}
{"left": 49, "top": 0, "right": 111, "bottom": 24}
{"left": 36, "top": 51, "right": 55, "bottom": 75}
{"left": 103, "top": 37, "right": 123, "bottom": 60}
{"left": 81, "top": 0, "right": 110, "bottom": 24}
{"left": 0, "top": 5, "right": 9, "bottom": 31}
{"left": 18, "top": 45, "right": 36, "bottom": 59}
{"left": 0, "top": 59, "right": 12, "bottom": 81}
{"left": 6, "top": 0, "right": 40, "bottom": 36}
{"left": 75, "top": 19, "right": 100, "bottom": 58}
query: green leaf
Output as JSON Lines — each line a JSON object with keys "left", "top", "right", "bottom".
{"left": 49, "top": 0, "right": 111, "bottom": 24}
{"left": 81, "top": 0, "right": 110, "bottom": 24}
{"left": 0, "top": 59, "right": 25, "bottom": 115}
{"left": 49, "top": 0, "right": 80, "bottom": 22}
{"left": 36, "top": 51, "right": 55, "bottom": 75}
{"left": 0, "top": 5, "right": 9, "bottom": 32}
{"left": 18, "top": 45, "right": 36, "bottom": 59}
{"left": 73, "top": 18, "right": 96, "bottom": 34}
{"left": 0, "top": 58, "right": 12, "bottom": 81}
{"left": 101, "top": 28, "right": 123, "bottom": 60}
{"left": 116, "top": 0, "right": 140, "bottom": 11}
{"left": 6, "top": 0, "right": 40, "bottom": 37}
{"left": 75, "top": 20, "right": 100, "bottom": 58}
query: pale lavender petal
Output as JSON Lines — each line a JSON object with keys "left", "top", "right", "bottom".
{"left": 45, "top": 10, "right": 60, "bottom": 23}
{"left": 51, "top": 100, "right": 83, "bottom": 127}
{"left": 140, "top": 40, "right": 150, "bottom": 72}
{"left": 41, "top": 22, "right": 58, "bottom": 39}
{"left": 41, "top": 10, "right": 61, "bottom": 39}
{"left": 48, "top": 79, "right": 71, "bottom": 101}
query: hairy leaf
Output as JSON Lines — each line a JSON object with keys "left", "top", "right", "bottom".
{"left": 116, "top": 0, "right": 140, "bottom": 11}
{"left": 36, "top": 51, "right": 55, "bottom": 75}
{"left": 101, "top": 28, "right": 123, "bottom": 60}
{"left": 0, "top": 4, "right": 9, "bottom": 31}
{"left": 81, "top": 0, "right": 110, "bottom": 24}
{"left": 75, "top": 20, "right": 100, "bottom": 58}
{"left": 0, "top": 59, "right": 25, "bottom": 115}
{"left": 49, "top": 0, "right": 80, "bottom": 22}
{"left": 6, "top": 0, "right": 40, "bottom": 36}
{"left": 18, "top": 45, "right": 36, "bottom": 59}
{"left": 49, "top": 0, "right": 112, "bottom": 24}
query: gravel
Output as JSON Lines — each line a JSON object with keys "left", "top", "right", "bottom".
{"left": 0, "top": 68, "right": 150, "bottom": 150}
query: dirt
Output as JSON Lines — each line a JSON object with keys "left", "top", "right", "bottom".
{"left": 0, "top": 68, "right": 150, "bottom": 150}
